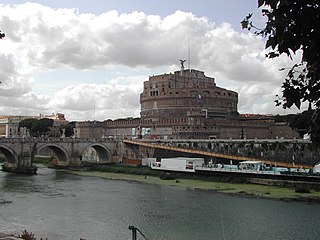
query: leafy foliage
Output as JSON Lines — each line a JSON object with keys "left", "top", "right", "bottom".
{"left": 19, "top": 118, "right": 37, "bottom": 130}
{"left": 275, "top": 110, "right": 314, "bottom": 137}
{"left": 19, "top": 118, "right": 54, "bottom": 137}
{"left": 18, "top": 230, "right": 48, "bottom": 240}
{"left": 60, "top": 121, "right": 75, "bottom": 137}
{"left": 33, "top": 118, "right": 54, "bottom": 136}
{"left": 242, "top": 0, "right": 320, "bottom": 143}
{"left": 19, "top": 230, "right": 37, "bottom": 240}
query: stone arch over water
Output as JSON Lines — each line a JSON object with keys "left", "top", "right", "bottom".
{"left": 0, "top": 145, "right": 18, "bottom": 164}
{"left": 81, "top": 143, "right": 111, "bottom": 162}
{"left": 35, "top": 143, "right": 69, "bottom": 165}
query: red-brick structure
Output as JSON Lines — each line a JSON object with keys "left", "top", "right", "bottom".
{"left": 140, "top": 69, "right": 238, "bottom": 119}
{"left": 75, "top": 68, "right": 299, "bottom": 140}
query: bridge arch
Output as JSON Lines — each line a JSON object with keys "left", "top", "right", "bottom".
{"left": 0, "top": 145, "right": 18, "bottom": 164}
{"left": 81, "top": 143, "right": 112, "bottom": 162}
{"left": 35, "top": 143, "right": 69, "bottom": 164}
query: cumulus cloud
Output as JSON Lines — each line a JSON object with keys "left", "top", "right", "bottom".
{"left": 46, "top": 75, "right": 145, "bottom": 120}
{"left": 0, "top": 3, "right": 303, "bottom": 120}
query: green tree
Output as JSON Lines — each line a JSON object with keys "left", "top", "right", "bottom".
{"left": 242, "top": 0, "right": 320, "bottom": 143}
{"left": 19, "top": 118, "right": 53, "bottom": 137}
{"left": 32, "top": 118, "right": 54, "bottom": 137}
{"left": 290, "top": 110, "right": 314, "bottom": 137}
{"left": 60, "top": 121, "right": 75, "bottom": 137}
{"left": 275, "top": 110, "right": 315, "bottom": 138}
{"left": 19, "top": 118, "right": 38, "bottom": 131}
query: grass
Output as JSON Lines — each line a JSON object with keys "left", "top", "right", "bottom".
{"left": 66, "top": 170, "right": 320, "bottom": 202}
{"left": 33, "top": 156, "right": 51, "bottom": 164}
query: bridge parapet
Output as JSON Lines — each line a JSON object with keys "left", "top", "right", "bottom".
{"left": 0, "top": 137, "right": 120, "bottom": 143}
{"left": 0, "top": 138, "right": 119, "bottom": 174}
{"left": 123, "top": 139, "right": 319, "bottom": 168}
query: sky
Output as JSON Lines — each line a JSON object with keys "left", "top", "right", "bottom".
{"left": 0, "top": 0, "right": 306, "bottom": 121}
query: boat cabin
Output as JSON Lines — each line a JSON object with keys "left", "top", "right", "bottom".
{"left": 239, "top": 161, "right": 265, "bottom": 171}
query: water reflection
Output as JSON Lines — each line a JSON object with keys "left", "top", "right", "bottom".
{"left": 0, "top": 168, "right": 320, "bottom": 240}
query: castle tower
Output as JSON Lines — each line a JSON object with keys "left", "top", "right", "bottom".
{"left": 140, "top": 69, "right": 238, "bottom": 119}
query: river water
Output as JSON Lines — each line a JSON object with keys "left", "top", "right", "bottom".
{"left": 0, "top": 166, "right": 320, "bottom": 240}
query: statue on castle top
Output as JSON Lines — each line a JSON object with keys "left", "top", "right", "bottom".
{"left": 179, "top": 59, "right": 186, "bottom": 70}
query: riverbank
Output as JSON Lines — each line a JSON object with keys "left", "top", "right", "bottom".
{"left": 66, "top": 169, "right": 320, "bottom": 203}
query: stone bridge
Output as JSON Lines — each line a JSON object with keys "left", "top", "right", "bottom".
{"left": 0, "top": 138, "right": 119, "bottom": 170}
{"left": 2, "top": 137, "right": 319, "bottom": 173}
{"left": 123, "top": 139, "right": 320, "bottom": 168}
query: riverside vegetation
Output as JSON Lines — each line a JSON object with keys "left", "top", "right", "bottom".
{"left": 4, "top": 156, "right": 320, "bottom": 202}
{"left": 2, "top": 160, "right": 320, "bottom": 240}
{"left": 67, "top": 164, "right": 320, "bottom": 203}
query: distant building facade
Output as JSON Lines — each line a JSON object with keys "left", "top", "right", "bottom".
{"left": 0, "top": 113, "right": 68, "bottom": 138}
{"left": 0, "top": 116, "right": 29, "bottom": 138}
{"left": 75, "top": 67, "right": 299, "bottom": 140}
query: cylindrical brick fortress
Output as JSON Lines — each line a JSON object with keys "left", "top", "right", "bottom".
{"left": 140, "top": 69, "right": 238, "bottom": 119}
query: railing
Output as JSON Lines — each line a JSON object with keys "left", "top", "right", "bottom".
{"left": 0, "top": 137, "right": 118, "bottom": 143}
{"left": 123, "top": 139, "right": 313, "bottom": 168}
{"left": 195, "top": 166, "right": 283, "bottom": 175}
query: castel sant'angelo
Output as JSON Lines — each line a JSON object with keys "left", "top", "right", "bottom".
{"left": 75, "top": 61, "right": 298, "bottom": 140}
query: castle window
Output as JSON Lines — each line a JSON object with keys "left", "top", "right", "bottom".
{"left": 150, "top": 90, "right": 159, "bottom": 96}
{"left": 190, "top": 91, "right": 198, "bottom": 97}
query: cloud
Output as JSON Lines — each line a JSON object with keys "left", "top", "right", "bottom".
{"left": 0, "top": 3, "right": 304, "bottom": 120}
{"left": 46, "top": 75, "right": 145, "bottom": 120}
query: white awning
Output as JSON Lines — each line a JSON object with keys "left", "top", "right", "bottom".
{"left": 239, "top": 161, "right": 263, "bottom": 164}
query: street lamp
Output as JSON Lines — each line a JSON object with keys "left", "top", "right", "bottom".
{"left": 128, "top": 226, "right": 137, "bottom": 240}
{"left": 128, "top": 226, "right": 149, "bottom": 240}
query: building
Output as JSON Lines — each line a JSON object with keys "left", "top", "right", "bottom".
{"left": 0, "top": 113, "right": 69, "bottom": 138}
{"left": 75, "top": 66, "right": 299, "bottom": 140}
{"left": 0, "top": 116, "right": 31, "bottom": 138}
{"left": 45, "top": 113, "right": 69, "bottom": 137}
{"left": 140, "top": 69, "right": 238, "bottom": 119}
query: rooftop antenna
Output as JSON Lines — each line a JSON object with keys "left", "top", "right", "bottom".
{"left": 94, "top": 103, "right": 96, "bottom": 121}
{"left": 188, "top": 38, "right": 191, "bottom": 71}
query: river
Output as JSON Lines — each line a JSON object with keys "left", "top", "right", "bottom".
{"left": 0, "top": 166, "right": 320, "bottom": 240}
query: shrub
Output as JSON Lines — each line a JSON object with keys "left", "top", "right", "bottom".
{"left": 19, "top": 230, "right": 36, "bottom": 240}
{"left": 0, "top": 153, "right": 6, "bottom": 162}
{"left": 295, "top": 186, "right": 311, "bottom": 193}
{"left": 160, "top": 173, "right": 176, "bottom": 180}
